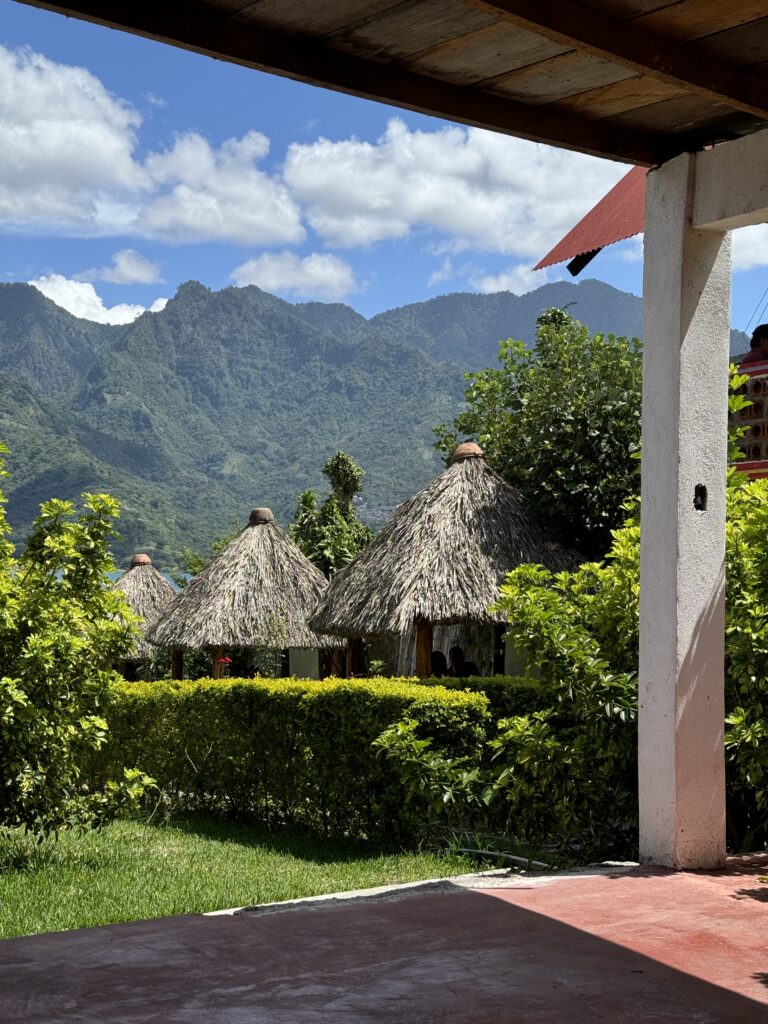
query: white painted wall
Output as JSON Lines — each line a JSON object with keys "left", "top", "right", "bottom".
{"left": 693, "top": 130, "right": 768, "bottom": 231}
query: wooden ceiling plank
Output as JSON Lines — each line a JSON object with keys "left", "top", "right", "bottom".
{"left": 689, "top": 17, "right": 768, "bottom": 71}
{"left": 232, "top": 1, "right": 407, "bottom": 38}
{"left": 15, "top": 0, "right": 662, "bottom": 164}
{"left": 326, "top": 0, "right": 494, "bottom": 63}
{"left": 316, "top": 0, "right": 423, "bottom": 39}
{"left": 399, "top": 20, "right": 508, "bottom": 67}
{"left": 459, "top": 0, "right": 768, "bottom": 119}
{"left": 195, "top": 1, "right": 261, "bottom": 14}
{"left": 479, "top": 49, "right": 581, "bottom": 89}
{"left": 580, "top": 1, "right": 678, "bottom": 16}
{"left": 610, "top": 93, "right": 762, "bottom": 135}
{"left": 406, "top": 24, "right": 566, "bottom": 84}
{"left": 633, "top": 0, "right": 768, "bottom": 43}
{"left": 555, "top": 75, "right": 685, "bottom": 120}
{"left": 483, "top": 50, "right": 634, "bottom": 104}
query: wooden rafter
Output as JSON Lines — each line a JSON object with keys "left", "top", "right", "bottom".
{"left": 16, "top": 0, "right": 661, "bottom": 164}
{"left": 462, "top": 0, "right": 768, "bottom": 120}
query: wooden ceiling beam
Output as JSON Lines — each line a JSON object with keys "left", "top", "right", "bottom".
{"left": 14, "top": 1, "right": 662, "bottom": 164}
{"left": 462, "top": 0, "right": 768, "bottom": 120}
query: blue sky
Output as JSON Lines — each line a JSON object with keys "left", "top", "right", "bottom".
{"left": 1, "top": 1, "right": 766, "bottom": 330}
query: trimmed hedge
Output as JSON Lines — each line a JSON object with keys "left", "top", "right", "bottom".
{"left": 91, "top": 676, "right": 488, "bottom": 839}
{"left": 419, "top": 675, "right": 554, "bottom": 723}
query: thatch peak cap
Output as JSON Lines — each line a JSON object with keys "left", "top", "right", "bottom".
{"left": 249, "top": 507, "right": 275, "bottom": 525}
{"left": 131, "top": 553, "right": 152, "bottom": 566}
{"left": 450, "top": 441, "right": 484, "bottom": 463}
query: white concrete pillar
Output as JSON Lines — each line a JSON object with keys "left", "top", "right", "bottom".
{"left": 639, "top": 152, "right": 731, "bottom": 868}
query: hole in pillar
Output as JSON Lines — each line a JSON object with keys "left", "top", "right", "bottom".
{"left": 694, "top": 484, "right": 707, "bottom": 512}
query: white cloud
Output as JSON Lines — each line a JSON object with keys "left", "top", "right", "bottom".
{"left": 76, "top": 248, "right": 162, "bottom": 284}
{"left": 29, "top": 274, "right": 167, "bottom": 325}
{"left": 609, "top": 235, "right": 644, "bottom": 263}
{"left": 5, "top": 40, "right": 765, "bottom": 287}
{"left": 0, "top": 45, "right": 303, "bottom": 246}
{"left": 427, "top": 257, "right": 454, "bottom": 288}
{"left": 231, "top": 251, "right": 359, "bottom": 300}
{"left": 469, "top": 263, "right": 547, "bottom": 295}
{"left": 733, "top": 224, "right": 768, "bottom": 271}
{"left": 0, "top": 44, "right": 147, "bottom": 233}
{"left": 143, "top": 92, "right": 167, "bottom": 109}
{"left": 283, "top": 118, "right": 625, "bottom": 258}
{"left": 140, "top": 131, "right": 304, "bottom": 245}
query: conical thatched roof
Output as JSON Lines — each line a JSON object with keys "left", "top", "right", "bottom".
{"left": 113, "top": 554, "right": 176, "bottom": 660}
{"left": 309, "top": 444, "right": 581, "bottom": 639}
{"left": 146, "top": 508, "right": 341, "bottom": 650}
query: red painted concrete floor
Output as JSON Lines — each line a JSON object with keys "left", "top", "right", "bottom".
{"left": 3, "top": 857, "right": 768, "bottom": 1023}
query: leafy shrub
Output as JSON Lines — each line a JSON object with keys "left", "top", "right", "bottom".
{"left": 417, "top": 675, "right": 556, "bottom": 723}
{"left": 723, "top": 473, "right": 768, "bottom": 846}
{"left": 488, "top": 449, "right": 768, "bottom": 854}
{"left": 373, "top": 720, "right": 487, "bottom": 831}
{"left": 0, "top": 453, "right": 151, "bottom": 836}
{"left": 485, "top": 515, "right": 640, "bottom": 858}
{"left": 89, "top": 676, "right": 488, "bottom": 840}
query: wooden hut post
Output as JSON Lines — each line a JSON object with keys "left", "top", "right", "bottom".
{"left": 212, "top": 646, "right": 224, "bottom": 679}
{"left": 330, "top": 647, "right": 345, "bottom": 678}
{"left": 346, "top": 637, "right": 364, "bottom": 677}
{"left": 415, "top": 619, "right": 433, "bottom": 679}
{"left": 493, "top": 624, "right": 506, "bottom": 675}
{"left": 171, "top": 647, "right": 184, "bottom": 680}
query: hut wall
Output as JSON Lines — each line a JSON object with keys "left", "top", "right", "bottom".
{"left": 288, "top": 648, "right": 320, "bottom": 679}
{"left": 396, "top": 623, "right": 495, "bottom": 677}
{"left": 504, "top": 639, "right": 539, "bottom": 678}
{"left": 366, "top": 634, "right": 400, "bottom": 676}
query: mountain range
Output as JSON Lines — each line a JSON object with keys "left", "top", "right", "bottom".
{"left": 0, "top": 278, "right": 748, "bottom": 569}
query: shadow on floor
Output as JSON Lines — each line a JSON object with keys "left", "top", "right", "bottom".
{"left": 1, "top": 882, "right": 766, "bottom": 1023}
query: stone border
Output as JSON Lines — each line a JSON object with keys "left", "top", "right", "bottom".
{"left": 205, "top": 862, "right": 642, "bottom": 918}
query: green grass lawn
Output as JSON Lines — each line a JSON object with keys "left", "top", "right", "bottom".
{"left": 0, "top": 817, "right": 472, "bottom": 939}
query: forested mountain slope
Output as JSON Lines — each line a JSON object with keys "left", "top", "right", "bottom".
{"left": 0, "top": 282, "right": 463, "bottom": 566}
{"left": 364, "top": 279, "right": 748, "bottom": 369}
{"left": 0, "top": 277, "right": 745, "bottom": 568}
{"left": 0, "top": 283, "right": 115, "bottom": 395}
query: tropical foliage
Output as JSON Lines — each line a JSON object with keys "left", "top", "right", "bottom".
{"left": 435, "top": 308, "right": 642, "bottom": 555}
{"left": 289, "top": 451, "right": 374, "bottom": 576}
{"left": 0, "top": 449, "right": 150, "bottom": 835}
{"left": 489, "top": 520, "right": 640, "bottom": 856}
{"left": 381, "top": 372, "right": 768, "bottom": 856}
{"left": 487, "top": 373, "right": 768, "bottom": 854}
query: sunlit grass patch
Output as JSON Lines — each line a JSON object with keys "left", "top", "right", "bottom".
{"left": 0, "top": 817, "right": 472, "bottom": 939}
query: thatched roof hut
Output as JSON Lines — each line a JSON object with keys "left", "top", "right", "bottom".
{"left": 113, "top": 553, "right": 176, "bottom": 661}
{"left": 309, "top": 443, "right": 580, "bottom": 674}
{"left": 146, "top": 508, "right": 340, "bottom": 653}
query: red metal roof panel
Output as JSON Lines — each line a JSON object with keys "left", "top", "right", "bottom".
{"left": 534, "top": 165, "right": 647, "bottom": 271}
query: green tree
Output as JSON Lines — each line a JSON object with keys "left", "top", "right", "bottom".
{"left": 290, "top": 451, "right": 374, "bottom": 576}
{"left": 0, "top": 447, "right": 150, "bottom": 835}
{"left": 435, "top": 308, "right": 642, "bottom": 556}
